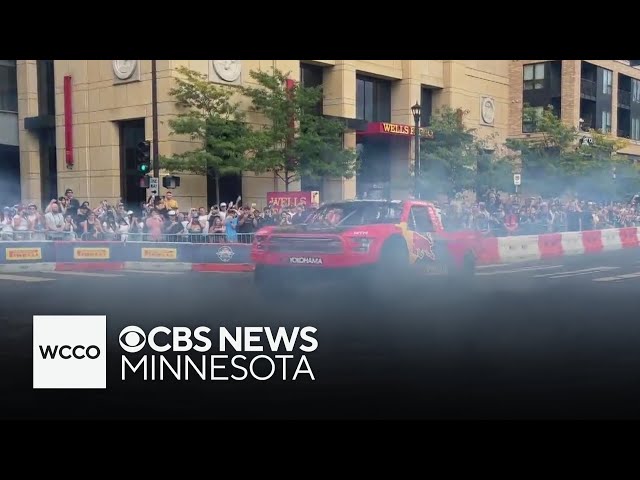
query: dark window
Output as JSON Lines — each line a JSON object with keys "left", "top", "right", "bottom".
{"left": 523, "top": 63, "right": 545, "bottom": 90}
{"left": 300, "top": 63, "right": 323, "bottom": 89}
{"left": 602, "top": 69, "right": 613, "bottom": 95}
{"left": 633, "top": 79, "right": 640, "bottom": 103}
{"left": 37, "top": 60, "right": 55, "bottom": 116}
{"left": 409, "top": 206, "right": 434, "bottom": 232}
{"left": 420, "top": 87, "right": 433, "bottom": 127}
{"left": 522, "top": 106, "right": 543, "bottom": 133}
{"left": 119, "top": 119, "right": 146, "bottom": 209}
{"left": 356, "top": 75, "right": 391, "bottom": 122}
{"left": 0, "top": 60, "right": 18, "bottom": 112}
{"left": 39, "top": 127, "right": 57, "bottom": 203}
{"left": 300, "top": 63, "right": 323, "bottom": 116}
{"left": 601, "top": 110, "right": 612, "bottom": 134}
{"left": 632, "top": 117, "right": 640, "bottom": 141}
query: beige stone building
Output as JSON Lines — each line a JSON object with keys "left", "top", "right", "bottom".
{"left": 508, "top": 60, "right": 640, "bottom": 158}
{"left": 8, "top": 60, "right": 511, "bottom": 211}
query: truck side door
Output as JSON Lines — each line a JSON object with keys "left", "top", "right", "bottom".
{"left": 407, "top": 205, "right": 451, "bottom": 272}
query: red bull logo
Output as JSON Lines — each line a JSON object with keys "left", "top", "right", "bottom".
{"left": 413, "top": 232, "right": 436, "bottom": 262}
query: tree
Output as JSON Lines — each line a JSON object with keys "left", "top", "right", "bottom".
{"left": 159, "top": 66, "right": 250, "bottom": 205}
{"left": 506, "top": 104, "right": 632, "bottom": 199}
{"left": 242, "top": 68, "right": 357, "bottom": 191}
{"left": 419, "top": 106, "right": 512, "bottom": 198}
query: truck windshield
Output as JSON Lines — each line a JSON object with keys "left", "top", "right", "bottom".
{"left": 306, "top": 202, "right": 403, "bottom": 227}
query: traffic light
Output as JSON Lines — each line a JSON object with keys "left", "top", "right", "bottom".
{"left": 136, "top": 140, "right": 151, "bottom": 174}
{"left": 162, "top": 175, "right": 181, "bottom": 189}
{"left": 139, "top": 175, "right": 150, "bottom": 189}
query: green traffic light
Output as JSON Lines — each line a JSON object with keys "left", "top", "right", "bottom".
{"left": 139, "top": 164, "right": 149, "bottom": 173}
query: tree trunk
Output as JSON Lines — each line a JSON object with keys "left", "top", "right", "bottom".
{"left": 215, "top": 173, "right": 220, "bottom": 206}
{"left": 285, "top": 169, "right": 290, "bottom": 192}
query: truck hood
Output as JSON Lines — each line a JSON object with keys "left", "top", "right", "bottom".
{"left": 266, "top": 224, "right": 364, "bottom": 235}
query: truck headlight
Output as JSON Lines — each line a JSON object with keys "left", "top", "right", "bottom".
{"left": 351, "top": 238, "right": 372, "bottom": 253}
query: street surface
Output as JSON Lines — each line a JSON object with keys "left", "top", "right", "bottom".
{"left": 1, "top": 248, "right": 640, "bottom": 419}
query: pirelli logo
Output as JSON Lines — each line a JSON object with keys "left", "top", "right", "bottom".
{"left": 141, "top": 248, "right": 177, "bottom": 260}
{"left": 6, "top": 248, "right": 42, "bottom": 261}
{"left": 73, "top": 248, "right": 110, "bottom": 260}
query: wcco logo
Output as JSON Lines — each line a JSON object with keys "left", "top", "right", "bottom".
{"left": 33, "top": 315, "right": 107, "bottom": 389}
{"left": 39, "top": 344, "right": 101, "bottom": 360}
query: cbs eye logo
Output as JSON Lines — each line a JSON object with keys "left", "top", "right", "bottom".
{"left": 119, "top": 326, "right": 146, "bottom": 353}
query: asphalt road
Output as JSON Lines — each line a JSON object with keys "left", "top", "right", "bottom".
{"left": 2, "top": 248, "right": 640, "bottom": 420}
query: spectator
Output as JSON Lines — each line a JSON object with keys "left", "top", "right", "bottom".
{"left": 165, "top": 210, "right": 184, "bottom": 241}
{"left": 259, "top": 207, "right": 277, "bottom": 227}
{"left": 237, "top": 206, "right": 257, "bottom": 242}
{"left": 164, "top": 191, "right": 179, "bottom": 212}
{"left": 81, "top": 212, "right": 103, "bottom": 240}
{"left": 218, "top": 202, "right": 228, "bottom": 221}
{"left": 145, "top": 210, "right": 165, "bottom": 242}
{"left": 44, "top": 202, "right": 65, "bottom": 238}
{"left": 209, "top": 215, "right": 225, "bottom": 243}
{"left": 197, "top": 207, "right": 209, "bottom": 232}
{"left": 12, "top": 206, "right": 30, "bottom": 240}
{"left": 62, "top": 214, "right": 77, "bottom": 239}
{"left": 225, "top": 208, "right": 238, "bottom": 243}
{"left": 1, "top": 207, "right": 14, "bottom": 240}
{"left": 64, "top": 189, "right": 80, "bottom": 216}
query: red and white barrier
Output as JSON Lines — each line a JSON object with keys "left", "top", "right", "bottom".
{"left": 477, "top": 227, "right": 640, "bottom": 265}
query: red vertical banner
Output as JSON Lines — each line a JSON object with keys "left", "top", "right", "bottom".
{"left": 64, "top": 76, "right": 74, "bottom": 168}
{"left": 285, "top": 78, "right": 297, "bottom": 171}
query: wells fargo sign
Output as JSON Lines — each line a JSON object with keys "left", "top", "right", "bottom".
{"left": 6, "top": 247, "right": 42, "bottom": 261}
{"left": 362, "top": 122, "right": 434, "bottom": 139}
{"left": 267, "top": 191, "right": 320, "bottom": 208}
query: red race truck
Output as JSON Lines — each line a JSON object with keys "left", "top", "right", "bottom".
{"left": 251, "top": 199, "right": 483, "bottom": 293}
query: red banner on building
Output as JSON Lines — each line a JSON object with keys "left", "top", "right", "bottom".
{"left": 267, "top": 191, "right": 320, "bottom": 208}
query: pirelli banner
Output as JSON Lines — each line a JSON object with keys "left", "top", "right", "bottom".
{"left": 53, "top": 241, "right": 126, "bottom": 263}
{"left": 126, "top": 243, "right": 189, "bottom": 263}
{"left": 0, "top": 242, "right": 54, "bottom": 264}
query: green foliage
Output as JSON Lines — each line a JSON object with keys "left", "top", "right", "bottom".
{"left": 159, "top": 67, "right": 250, "bottom": 201}
{"left": 420, "top": 106, "right": 513, "bottom": 197}
{"left": 242, "top": 68, "right": 357, "bottom": 190}
{"left": 506, "top": 104, "right": 634, "bottom": 199}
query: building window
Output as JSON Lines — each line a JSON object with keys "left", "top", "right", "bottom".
{"left": 120, "top": 119, "right": 147, "bottom": 208}
{"left": 0, "top": 60, "right": 18, "bottom": 112}
{"left": 420, "top": 87, "right": 433, "bottom": 127}
{"left": 633, "top": 79, "right": 640, "bottom": 103}
{"left": 522, "top": 106, "right": 543, "bottom": 133}
{"left": 632, "top": 117, "right": 640, "bottom": 141}
{"left": 356, "top": 75, "right": 391, "bottom": 122}
{"left": 523, "top": 63, "right": 545, "bottom": 90}
{"left": 602, "top": 69, "right": 613, "bottom": 95}
{"left": 37, "top": 60, "right": 55, "bottom": 116}
{"left": 300, "top": 63, "right": 324, "bottom": 116}
{"left": 601, "top": 110, "right": 612, "bottom": 134}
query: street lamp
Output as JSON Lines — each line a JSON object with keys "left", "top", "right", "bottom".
{"left": 411, "top": 102, "right": 421, "bottom": 199}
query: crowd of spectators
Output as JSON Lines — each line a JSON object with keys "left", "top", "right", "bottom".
{"left": 0, "top": 188, "right": 319, "bottom": 242}
{"left": 439, "top": 191, "right": 640, "bottom": 236}
{"left": 2, "top": 187, "right": 640, "bottom": 242}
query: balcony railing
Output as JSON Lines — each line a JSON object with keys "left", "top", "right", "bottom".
{"left": 581, "top": 78, "right": 597, "bottom": 98}
{"left": 618, "top": 89, "right": 631, "bottom": 107}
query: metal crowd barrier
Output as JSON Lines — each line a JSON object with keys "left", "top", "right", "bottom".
{"left": 77, "top": 232, "right": 256, "bottom": 244}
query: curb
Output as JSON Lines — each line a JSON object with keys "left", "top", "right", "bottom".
{"left": 124, "top": 262, "right": 193, "bottom": 272}
{"left": 0, "top": 262, "right": 56, "bottom": 273}
{"left": 192, "top": 263, "right": 255, "bottom": 272}
{"left": 55, "top": 262, "right": 125, "bottom": 271}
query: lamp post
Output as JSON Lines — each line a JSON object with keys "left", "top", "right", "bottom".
{"left": 152, "top": 60, "right": 159, "bottom": 179}
{"left": 411, "top": 102, "right": 421, "bottom": 199}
